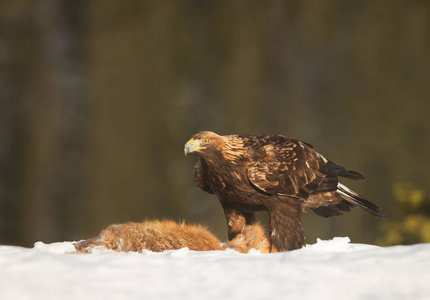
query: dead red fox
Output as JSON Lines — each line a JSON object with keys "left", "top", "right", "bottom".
{"left": 74, "top": 220, "right": 270, "bottom": 254}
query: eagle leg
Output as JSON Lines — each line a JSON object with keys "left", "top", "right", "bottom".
{"left": 223, "top": 208, "right": 256, "bottom": 241}
{"left": 268, "top": 197, "right": 305, "bottom": 252}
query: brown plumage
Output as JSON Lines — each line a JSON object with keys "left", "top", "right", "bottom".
{"left": 184, "top": 131, "right": 384, "bottom": 252}
{"left": 74, "top": 220, "right": 270, "bottom": 254}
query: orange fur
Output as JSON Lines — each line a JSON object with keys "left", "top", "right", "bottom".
{"left": 225, "top": 222, "right": 271, "bottom": 253}
{"left": 74, "top": 220, "right": 270, "bottom": 254}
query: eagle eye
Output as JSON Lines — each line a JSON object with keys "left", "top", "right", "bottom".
{"left": 203, "top": 138, "right": 210, "bottom": 144}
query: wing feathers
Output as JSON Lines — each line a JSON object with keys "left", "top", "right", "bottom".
{"left": 245, "top": 135, "right": 383, "bottom": 219}
{"left": 247, "top": 139, "right": 337, "bottom": 197}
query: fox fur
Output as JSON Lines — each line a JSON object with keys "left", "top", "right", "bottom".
{"left": 74, "top": 220, "right": 270, "bottom": 254}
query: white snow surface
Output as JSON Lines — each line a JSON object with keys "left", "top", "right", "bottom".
{"left": 1, "top": 237, "right": 429, "bottom": 300}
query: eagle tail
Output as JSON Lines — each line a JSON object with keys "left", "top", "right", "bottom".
{"left": 269, "top": 197, "right": 306, "bottom": 252}
{"left": 336, "top": 183, "right": 385, "bottom": 219}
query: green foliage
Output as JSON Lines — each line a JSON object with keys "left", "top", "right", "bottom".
{"left": 379, "top": 183, "right": 430, "bottom": 245}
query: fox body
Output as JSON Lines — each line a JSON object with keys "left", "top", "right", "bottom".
{"left": 74, "top": 220, "right": 270, "bottom": 254}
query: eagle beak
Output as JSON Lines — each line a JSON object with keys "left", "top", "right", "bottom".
{"left": 184, "top": 139, "right": 195, "bottom": 156}
{"left": 185, "top": 138, "right": 207, "bottom": 156}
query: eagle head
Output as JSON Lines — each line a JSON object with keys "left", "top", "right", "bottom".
{"left": 184, "top": 131, "right": 224, "bottom": 157}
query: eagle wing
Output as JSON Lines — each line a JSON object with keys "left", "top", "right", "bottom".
{"left": 247, "top": 138, "right": 338, "bottom": 197}
{"left": 193, "top": 160, "right": 214, "bottom": 194}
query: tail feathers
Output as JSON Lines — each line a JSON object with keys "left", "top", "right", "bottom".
{"left": 337, "top": 183, "right": 385, "bottom": 219}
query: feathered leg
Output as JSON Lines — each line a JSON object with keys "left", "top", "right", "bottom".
{"left": 223, "top": 207, "right": 256, "bottom": 240}
{"left": 268, "top": 197, "right": 305, "bottom": 252}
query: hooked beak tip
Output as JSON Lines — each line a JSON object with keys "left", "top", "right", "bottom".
{"left": 184, "top": 141, "right": 193, "bottom": 156}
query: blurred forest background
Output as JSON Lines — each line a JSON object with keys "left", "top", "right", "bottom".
{"left": 0, "top": 0, "right": 429, "bottom": 247}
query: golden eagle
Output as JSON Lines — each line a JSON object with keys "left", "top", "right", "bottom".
{"left": 184, "top": 131, "right": 384, "bottom": 252}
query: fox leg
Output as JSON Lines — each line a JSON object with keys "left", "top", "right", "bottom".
{"left": 74, "top": 237, "right": 103, "bottom": 253}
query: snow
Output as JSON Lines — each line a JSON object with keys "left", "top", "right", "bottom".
{"left": 1, "top": 237, "right": 430, "bottom": 300}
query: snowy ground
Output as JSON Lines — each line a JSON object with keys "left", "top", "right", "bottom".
{"left": 1, "top": 237, "right": 429, "bottom": 300}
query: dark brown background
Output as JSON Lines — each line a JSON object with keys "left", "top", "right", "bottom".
{"left": 1, "top": 0, "right": 429, "bottom": 247}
